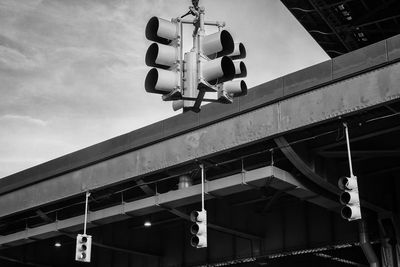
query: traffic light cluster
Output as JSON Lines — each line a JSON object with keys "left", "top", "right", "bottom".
{"left": 144, "top": 15, "right": 247, "bottom": 112}
{"left": 338, "top": 175, "right": 361, "bottom": 221}
{"left": 75, "top": 234, "right": 92, "bottom": 263}
{"left": 190, "top": 210, "right": 207, "bottom": 248}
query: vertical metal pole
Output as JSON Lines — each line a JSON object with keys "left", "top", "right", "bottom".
{"left": 179, "top": 19, "right": 184, "bottom": 94}
{"left": 197, "top": 7, "right": 205, "bottom": 82}
{"left": 191, "top": 6, "right": 207, "bottom": 111}
{"left": 83, "top": 191, "right": 90, "bottom": 235}
{"left": 343, "top": 123, "right": 354, "bottom": 178}
{"left": 200, "top": 164, "right": 205, "bottom": 211}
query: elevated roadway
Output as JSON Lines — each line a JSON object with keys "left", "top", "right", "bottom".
{"left": 0, "top": 34, "right": 400, "bottom": 267}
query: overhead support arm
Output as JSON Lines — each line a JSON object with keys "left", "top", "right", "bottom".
{"left": 35, "top": 210, "right": 54, "bottom": 223}
{"left": 274, "top": 136, "right": 340, "bottom": 198}
{"left": 136, "top": 179, "right": 156, "bottom": 196}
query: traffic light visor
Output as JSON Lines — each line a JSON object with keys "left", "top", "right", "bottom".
{"left": 229, "top": 42, "right": 246, "bottom": 60}
{"left": 233, "top": 61, "right": 247, "bottom": 79}
{"left": 145, "top": 68, "right": 178, "bottom": 94}
{"left": 145, "top": 17, "right": 178, "bottom": 44}
{"left": 191, "top": 235, "right": 207, "bottom": 248}
{"left": 341, "top": 205, "right": 361, "bottom": 220}
{"left": 202, "top": 56, "right": 235, "bottom": 84}
{"left": 190, "top": 222, "right": 206, "bottom": 235}
{"left": 145, "top": 43, "right": 177, "bottom": 69}
{"left": 340, "top": 191, "right": 359, "bottom": 205}
{"left": 202, "top": 30, "right": 234, "bottom": 59}
{"left": 190, "top": 210, "right": 206, "bottom": 222}
{"left": 224, "top": 80, "right": 247, "bottom": 97}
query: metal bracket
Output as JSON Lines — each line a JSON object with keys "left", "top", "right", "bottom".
{"left": 162, "top": 88, "right": 182, "bottom": 101}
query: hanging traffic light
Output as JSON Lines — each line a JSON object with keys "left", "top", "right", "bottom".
{"left": 145, "top": 17, "right": 182, "bottom": 100}
{"left": 338, "top": 176, "right": 361, "bottom": 221}
{"left": 190, "top": 210, "right": 207, "bottom": 248}
{"left": 75, "top": 234, "right": 92, "bottom": 263}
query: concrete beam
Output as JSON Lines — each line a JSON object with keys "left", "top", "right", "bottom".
{"left": 0, "top": 61, "right": 399, "bottom": 218}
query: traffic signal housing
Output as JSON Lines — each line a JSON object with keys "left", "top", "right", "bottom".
{"left": 145, "top": 17, "right": 182, "bottom": 100}
{"left": 75, "top": 234, "right": 92, "bottom": 263}
{"left": 190, "top": 210, "right": 207, "bottom": 248}
{"left": 218, "top": 42, "right": 248, "bottom": 103}
{"left": 199, "top": 30, "right": 236, "bottom": 88}
{"left": 338, "top": 176, "right": 361, "bottom": 221}
{"left": 143, "top": 12, "right": 248, "bottom": 112}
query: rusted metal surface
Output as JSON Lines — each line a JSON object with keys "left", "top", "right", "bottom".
{"left": 279, "top": 62, "right": 400, "bottom": 132}
{"left": 283, "top": 60, "right": 332, "bottom": 96}
{"left": 0, "top": 61, "right": 400, "bottom": 218}
{"left": 332, "top": 40, "right": 387, "bottom": 80}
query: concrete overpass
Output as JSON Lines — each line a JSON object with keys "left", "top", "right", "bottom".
{"left": 0, "top": 34, "right": 400, "bottom": 267}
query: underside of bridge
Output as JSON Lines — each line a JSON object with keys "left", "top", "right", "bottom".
{"left": 1, "top": 2, "right": 400, "bottom": 267}
{"left": 282, "top": 0, "right": 400, "bottom": 57}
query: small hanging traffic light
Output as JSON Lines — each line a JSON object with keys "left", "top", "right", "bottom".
{"left": 338, "top": 176, "right": 361, "bottom": 221}
{"left": 75, "top": 234, "right": 92, "bottom": 263}
{"left": 190, "top": 210, "right": 207, "bottom": 248}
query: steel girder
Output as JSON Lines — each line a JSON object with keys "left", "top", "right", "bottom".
{"left": 0, "top": 166, "right": 338, "bottom": 248}
{"left": 0, "top": 61, "right": 399, "bottom": 219}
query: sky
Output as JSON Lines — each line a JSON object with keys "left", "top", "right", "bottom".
{"left": 0, "top": 0, "right": 329, "bottom": 178}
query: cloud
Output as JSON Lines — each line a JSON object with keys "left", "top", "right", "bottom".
{"left": 0, "top": 114, "right": 48, "bottom": 126}
{"left": 0, "top": 46, "right": 37, "bottom": 71}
